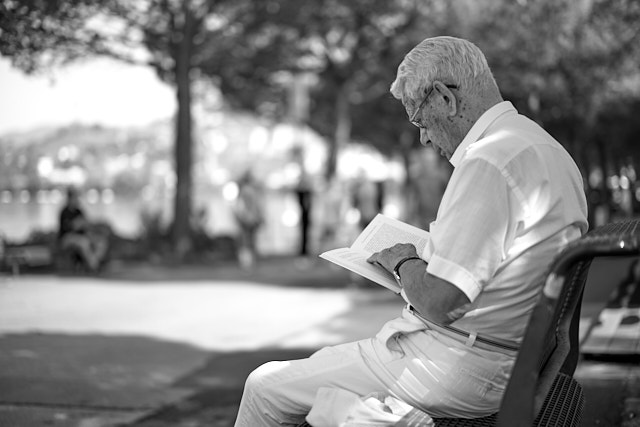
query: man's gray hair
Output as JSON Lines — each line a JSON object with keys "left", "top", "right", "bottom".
{"left": 390, "top": 36, "right": 499, "bottom": 105}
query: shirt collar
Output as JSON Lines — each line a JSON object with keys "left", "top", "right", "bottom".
{"left": 449, "top": 101, "right": 517, "bottom": 167}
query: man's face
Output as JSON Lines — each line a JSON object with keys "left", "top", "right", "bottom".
{"left": 408, "top": 89, "right": 458, "bottom": 160}
{"left": 418, "top": 120, "right": 459, "bottom": 160}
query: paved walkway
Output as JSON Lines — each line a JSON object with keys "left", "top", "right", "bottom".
{"left": 0, "top": 257, "right": 404, "bottom": 426}
{"left": 0, "top": 256, "right": 639, "bottom": 426}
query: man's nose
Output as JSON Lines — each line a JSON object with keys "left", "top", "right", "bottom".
{"left": 419, "top": 128, "right": 430, "bottom": 146}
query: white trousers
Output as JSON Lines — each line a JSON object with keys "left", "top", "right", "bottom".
{"left": 234, "top": 310, "right": 515, "bottom": 426}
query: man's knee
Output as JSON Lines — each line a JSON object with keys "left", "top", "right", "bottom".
{"left": 243, "top": 361, "right": 296, "bottom": 417}
{"left": 244, "top": 361, "right": 286, "bottom": 395}
{"left": 242, "top": 360, "right": 310, "bottom": 424}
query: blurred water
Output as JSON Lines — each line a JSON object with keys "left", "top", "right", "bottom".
{"left": 0, "top": 189, "right": 340, "bottom": 255}
{"left": 0, "top": 192, "right": 158, "bottom": 241}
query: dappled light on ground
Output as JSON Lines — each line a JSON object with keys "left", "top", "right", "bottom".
{"left": 0, "top": 276, "right": 402, "bottom": 352}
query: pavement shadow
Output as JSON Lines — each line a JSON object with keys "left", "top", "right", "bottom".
{"left": 0, "top": 333, "right": 211, "bottom": 409}
{"left": 130, "top": 348, "right": 316, "bottom": 427}
{"left": 94, "top": 256, "right": 359, "bottom": 290}
{"left": 0, "top": 332, "right": 223, "bottom": 427}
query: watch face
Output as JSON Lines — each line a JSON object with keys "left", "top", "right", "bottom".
{"left": 393, "top": 256, "right": 422, "bottom": 285}
{"left": 393, "top": 271, "right": 402, "bottom": 283}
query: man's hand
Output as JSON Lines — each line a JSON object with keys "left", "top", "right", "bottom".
{"left": 368, "top": 243, "right": 471, "bottom": 324}
{"left": 366, "top": 243, "right": 419, "bottom": 275}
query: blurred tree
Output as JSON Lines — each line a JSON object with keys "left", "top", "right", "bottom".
{"left": 470, "top": 0, "right": 640, "bottom": 177}
{"left": 296, "top": 0, "right": 422, "bottom": 178}
{"left": 469, "top": 0, "right": 640, "bottom": 224}
{"left": 199, "top": 0, "right": 466, "bottom": 229}
{"left": 202, "top": 0, "right": 447, "bottom": 178}
{"left": 5, "top": 0, "right": 639, "bottom": 233}
{"left": 0, "top": 0, "right": 248, "bottom": 257}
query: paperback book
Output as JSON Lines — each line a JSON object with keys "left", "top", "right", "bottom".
{"left": 319, "top": 214, "right": 430, "bottom": 293}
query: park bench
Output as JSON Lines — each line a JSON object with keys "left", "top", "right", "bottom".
{"left": 297, "top": 219, "right": 640, "bottom": 427}
{"left": 0, "top": 243, "right": 54, "bottom": 275}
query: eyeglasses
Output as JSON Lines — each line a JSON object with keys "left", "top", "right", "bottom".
{"left": 409, "top": 83, "right": 458, "bottom": 128}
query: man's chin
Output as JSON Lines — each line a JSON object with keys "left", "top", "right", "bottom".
{"left": 430, "top": 145, "right": 446, "bottom": 158}
{"left": 422, "top": 141, "right": 447, "bottom": 158}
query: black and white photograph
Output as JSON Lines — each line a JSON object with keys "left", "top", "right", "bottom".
{"left": 1, "top": 1, "right": 640, "bottom": 426}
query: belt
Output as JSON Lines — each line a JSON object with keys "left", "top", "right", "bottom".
{"left": 408, "top": 306, "right": 520, "bottom": 356}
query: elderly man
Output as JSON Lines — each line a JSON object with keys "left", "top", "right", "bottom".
{"left": 234, "top": 36, "right": 588, "bottom": 426}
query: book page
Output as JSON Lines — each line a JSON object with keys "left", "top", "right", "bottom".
{"left": 319, "top": 248, "right": 400, "bottom": 293}
{"left": 318, "top": 215, "right": 431, "bottom": 293}
{"left": 352, "top": 214, "right": 430, "bottom": 256}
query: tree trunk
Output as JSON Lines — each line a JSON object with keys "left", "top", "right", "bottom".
{"left": 326, "top": 86, "right": 351, "bottom": 179}
{"left": 171, "top": 5, "right": 195, "bottom": 258}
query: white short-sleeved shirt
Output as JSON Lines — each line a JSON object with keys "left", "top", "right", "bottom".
{"left": 413, "top": 101, "right": 588, "bottom": 342}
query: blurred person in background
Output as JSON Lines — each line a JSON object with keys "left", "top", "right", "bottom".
{"left": 234, "top": 36, "right": 588, "bottom": 426}
{"left": 233, "top": 171, "right": 264, "bottom": 270}
{"left": 295, "top": 172, "right": 313, "bottom": 257}
{"left": 58, "top": 187, "right": 109, "bottom": 272}
{"left": 351, "top": 171, "right": 379, "bottom": 231}
{"left": 317, "top": 176, "right": 349, "bottom": 253}
{"left": 292, "top": 146, "right": 314, "bottom": 257}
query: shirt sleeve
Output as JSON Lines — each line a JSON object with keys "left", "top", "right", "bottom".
{"left": 426, "top": 157, "right": 518, "bottom": 301}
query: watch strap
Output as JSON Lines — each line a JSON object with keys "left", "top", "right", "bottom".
{"left": 393, "top": 256, "right": 422, "bottom": 284}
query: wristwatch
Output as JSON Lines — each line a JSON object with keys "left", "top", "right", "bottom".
{"left": 393, "top": 256, "right": 422, "bottom": 285}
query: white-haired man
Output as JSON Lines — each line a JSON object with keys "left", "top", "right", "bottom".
{"left": 234, "top": 36, "right": 588, "bottom": 426}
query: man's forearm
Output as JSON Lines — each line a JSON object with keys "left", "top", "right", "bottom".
{"left": 399, "top": 260, "right": 471, "bottom": 325}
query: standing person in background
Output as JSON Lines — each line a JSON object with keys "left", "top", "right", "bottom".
{"left": 296, "top": 173, "right": 313, "bottom": 256}
{"left": 292, "top": 146, "right": 314, "bottom": 257}
{"left": 351, "top": 172, "right": 379, "bottom": 231}
{"left": 317, "top": 176, "right": 349, "bottom": 253}
{"left": 233, "top": 172, "right": 264, "bottom": 270}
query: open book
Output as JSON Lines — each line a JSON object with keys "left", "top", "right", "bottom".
{"left": 320, "top": 214, "right": 431, "bottom": 293}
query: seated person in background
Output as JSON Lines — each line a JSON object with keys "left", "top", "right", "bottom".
{"left": 58, "top": 187, "right": 108, "bottom": 271}
{"left": 233, "top": 36, "right": 589, "bottom": 426}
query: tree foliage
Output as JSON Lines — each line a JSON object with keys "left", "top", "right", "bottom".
{"left": 201, "top": 0, "right": 453, "bottom": 176}
{"left": 1, "top": 0, "right": 251, "bottom": 256}
{"left": 3, "top": 0, "right": 640, "bottom": 235}
{"left": 468, "top": 0, "right": 640, "bottom": 176}
{"left": 1, "top": 0, "right": 105, "bottom": 71}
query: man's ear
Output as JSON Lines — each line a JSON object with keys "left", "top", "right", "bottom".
{"left": 433, "top": 81, "right": 457, "bottom": 117}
